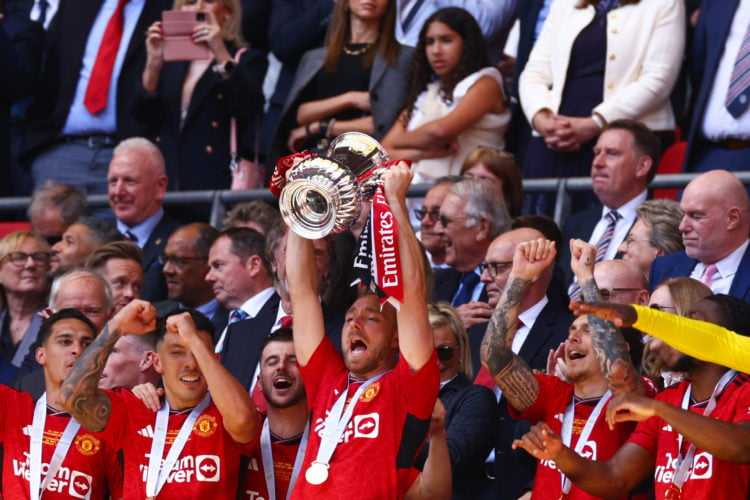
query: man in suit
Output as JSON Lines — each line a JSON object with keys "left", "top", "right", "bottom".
{"left": 561, "top": 119, "right": 660, "bottom": 293}
{"left": 208, "top": 227, "right": 278, "bottom": 396}
{"left": 683, "top": 0, "right": 750, "bottom": 173}
{"left": 108, "top": 137, "right": 180, "bottom": 302}
{"left": 22, "top": 0, "right": 170, "bottom": 197}
{"left": 650, "top": 169, "right": 750, "bottom": 301}
{"left": 434, "top": 178, "right": 511, "bottom": 368}
{"left": 0, "top": 2, "right": 43, "bottom": 198}
{"left": 154, "top": 222, "right": 228, "bottom": 333}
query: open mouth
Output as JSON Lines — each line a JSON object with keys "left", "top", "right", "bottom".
{"left": 350, "top": 339, "right": 368, "bottom": 354}
{"left": 273, "top": 376, "right": 293, "bottom": 389}
{"left": 568, "top": 350, "right": 586, "bottom": 361}
{"left": 181, "top": 375, "right": 200, "bottom": 383}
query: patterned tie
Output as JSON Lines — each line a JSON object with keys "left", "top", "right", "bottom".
{"left": 228, "top": 309, "right": 248, "bottom": 324}
{"left": 595, "top": 211, "right": 621, "bottom": 263}
{"left": 726, "top": 24, "right": 750, "bottom": 118}
{"left": 701, "top": 264, "right": 718, "bottom": 289}
{"left": 452, "top": 271, "right": 480, "bottom": 307}
{"left": 83, "top": 0, "right": 130, "bottom": 114}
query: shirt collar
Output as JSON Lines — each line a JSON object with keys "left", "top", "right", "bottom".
{"left": 238, "top": 287, "right": 276, "bottom": 317}
{"left": 116, "top": 208, "right": 164, "bottom": 248}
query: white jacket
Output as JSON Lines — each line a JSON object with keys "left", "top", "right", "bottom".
{"left": 519, "top": 0, "right": 685, "bottom": 133}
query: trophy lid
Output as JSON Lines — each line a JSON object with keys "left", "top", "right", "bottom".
{"left": 327, "top": 132, "right": 389, "bottom": 179}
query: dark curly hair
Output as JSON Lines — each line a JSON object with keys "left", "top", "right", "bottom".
{"left": 401, "top": 7, "right": 489, "bottom": 124}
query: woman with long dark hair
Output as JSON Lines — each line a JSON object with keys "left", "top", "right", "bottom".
{"left": 271, "top": 0, "right": 413, "bottom": 162}
{"left": 382, "top": 7, "right": 508, "bottom": 184}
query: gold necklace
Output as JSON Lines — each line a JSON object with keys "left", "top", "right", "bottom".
{"left": 342, "top": 43, "right": 373, "bottom": 56}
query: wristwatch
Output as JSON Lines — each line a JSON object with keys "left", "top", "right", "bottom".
{"left": 212, "top": 60, "right": 235, "bottom": 76}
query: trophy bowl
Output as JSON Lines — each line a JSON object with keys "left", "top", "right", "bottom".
{"left": 279, "top": 156, "right": 361, "bottom": 239}
{"left": 279, "top": 133, "right": 391, "bottom": 238}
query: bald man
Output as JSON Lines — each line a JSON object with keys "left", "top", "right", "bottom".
{"left": 650, "top": 169, "right": 750, "bottom": 301}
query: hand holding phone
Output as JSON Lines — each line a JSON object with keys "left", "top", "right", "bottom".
{"left": 161, "top": 10, "right": 211, "bottom": 61}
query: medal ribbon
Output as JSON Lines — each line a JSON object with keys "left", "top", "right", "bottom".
{"left": 309, "top": 371, "right": 389, "bottom": 477}
{"left": 672, "top": 370, "right": 736, "bottom": 491}
{"left": 559, "top": 390, "right": 612, "bottom": 495}
{"left": 29, "top": 392, "right": 81, "bottom": 500}
{"left": 260, "top": 417, "right": 310, "bottom": 500}
{"left": 145, "top": 393, "right": 212, "bottom": 498}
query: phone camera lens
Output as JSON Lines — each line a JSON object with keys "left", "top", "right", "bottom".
{"left": 197, "top": 12, "right": 206, "bottom": 21}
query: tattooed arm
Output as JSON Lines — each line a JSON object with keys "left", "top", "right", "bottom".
{"left": 481, "top": 239, "right": 555, "bottom": 413}
{"left": 62, "top": 300, "right": 157, "bottom": 432}
{"left": 569, "top": 240, "right": 644, "bottom": 395}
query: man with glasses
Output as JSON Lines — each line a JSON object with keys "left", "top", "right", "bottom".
{"left": 432, "top": 178, "right": 511, "bottom": 374}
{"left": 412, "top": 176, "right": 461, "bottom": 268}
{"left": 154, "top": 223, "right": 228, "bottom": 333}
{"left": 474, "top": 227, "right": 571, "bottom": 500}
{"left": 480, "top": 238, "right": 656, "bottom": 500}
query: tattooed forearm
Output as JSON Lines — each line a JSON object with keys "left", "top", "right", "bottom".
{"left": 481, "top": 276, "right": 535, "bottom": 386}
{"left": 588, "top": 317, "right": 644, "bottom": 395}
{"left": 580, "top": 278, "right": 600, "bottom": 304}
{"left": 495, "top": 356, "right": 540, "bottom": 412}
{"left": 61, "top": 324, "right": 122, "bottom": 432}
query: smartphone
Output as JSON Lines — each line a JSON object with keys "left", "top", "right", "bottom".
{"left": 161, "top": 10, "right": 211, "bottom": 61}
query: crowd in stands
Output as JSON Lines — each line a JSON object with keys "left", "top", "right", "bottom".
{"left": 2, "top": 0, "right": 750, "bottom": 498}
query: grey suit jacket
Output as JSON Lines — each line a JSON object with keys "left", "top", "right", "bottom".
{"left": 268, "top": 44, "right": 414, "bottom": 165}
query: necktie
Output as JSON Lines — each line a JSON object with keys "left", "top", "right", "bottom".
{"left": 280, "top": 315, "right": 293, "bottom": 329}
{"left": 594, "top": 211, "right": 621, "bottom": 263}
{"left": 401, "top": 0, "right": 427, "bottom": 33}
{"left": 84, "top": 0, "right": 129, "bottom": 114}
{"left": 701, "top": 264, "right": 718, "bottom": 288}
{"left": 228, "top": 309, "right": 248, "bottom": 324}
{"left": 123, "top": 230, "right": 138, "bottom": 243}
{"left": 452, "top": 271, "right": 480, "bottom": 307}
{"left": 726, "top": 25, "right": 750, "bottom": 118}
{"left": 37, "top": 0, "right": 49, "bottom": 26}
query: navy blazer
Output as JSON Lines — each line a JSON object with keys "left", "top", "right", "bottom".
{"left": 220, "top": 293, "right": 281, "bottom": 390}
{"left": 416, "top": 374, "right": 499, "bottom": 500}
{"left": 139, "top": 212, "right": 181, "bottom": 303}
{"left": 24, "top": 0, "right": 171, "bottom": 160}
{"left": 683, "top": 0, "right": 740, "bottom": 171}
{"left": 649, "top": 245, "right": 750, "bottom": 302}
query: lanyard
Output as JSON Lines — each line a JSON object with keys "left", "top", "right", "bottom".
{"left": 260, "top": 417, "right": 310, "bottom": 500}
{"left": 560, "top": 390, "right": 612, "bottom": 495}
{"left": 306, "top": 371, "right": 388, "bottom": 483}
{"left": 145, "top": 393, "right": 211, "bottom": 498}
{"left": 672, "top": 370, "right": 736, "bottom": 489}
{"left": 29, "top": 392, "right": 81, "bottom": 500}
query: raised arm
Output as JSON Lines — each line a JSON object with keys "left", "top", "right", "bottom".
{"left": 480, "top": 239, "right": 554, "bottom": 412}
{"left": 570, "top": 240, "right": 643, "bottom": 395}
{"left": 62, "top": 300, "right": 157, "bottom": 432}
{"left": 286, "top": 230, "right": 326, "bottom": 366}
{"left": 381, "top": 162, "right": 433, "bottom": 371}
{"left": 404, "top": 400, "right": 451, "bottom": 500}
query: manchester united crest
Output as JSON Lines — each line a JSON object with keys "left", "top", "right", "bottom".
{"left": 359, "top": 381, "right": 381, "bottom": 403}
{"left": 74, "top": 434, "right": 101, "bottom": 456}
{"left": 193, "top": 414, "right": 218, "bottom": 438}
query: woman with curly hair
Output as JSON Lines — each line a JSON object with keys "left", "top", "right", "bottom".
{"left": 382, "top": 7, "right": 509, "bottom": 185}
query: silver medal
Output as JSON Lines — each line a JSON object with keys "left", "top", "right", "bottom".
{"left": 305, "top": 462, "right": 330, "bottom": 485}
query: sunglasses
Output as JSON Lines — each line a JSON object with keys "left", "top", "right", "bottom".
{"left": 436, "top": 346, "right": 456, "bottom": 361}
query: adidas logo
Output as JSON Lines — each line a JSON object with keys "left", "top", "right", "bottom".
{"left": 138, "top": 425, "right": 154, "bottom": 438}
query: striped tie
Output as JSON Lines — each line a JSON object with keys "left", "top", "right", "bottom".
{"left": 726, "top": 25, "right": 750, "bottom": 118}
{"left": 595, "top": 211, "right": 620, "bottom": 263}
